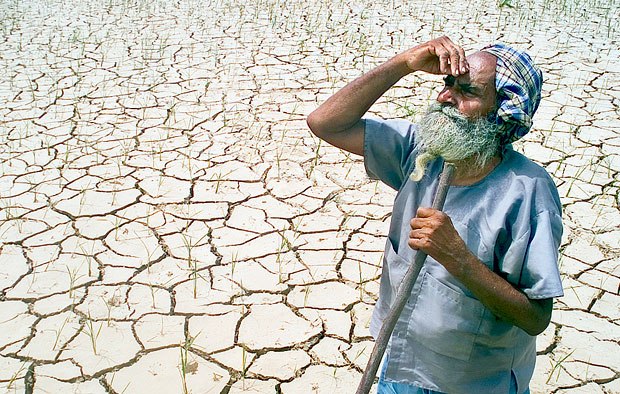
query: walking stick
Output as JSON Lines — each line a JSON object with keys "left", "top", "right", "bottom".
{"left": 356, "top": 162, "right": 456, "bottom": 394}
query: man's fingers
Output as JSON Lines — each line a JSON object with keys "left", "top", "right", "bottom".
{"left": 411, "top": 207, "right": 449, "bottom": 232}
{"left": 457, "top": 46, "right": 469, "bottom": 74}
{"left": 445, "top": 42, "right": 466, "bottom": 76}
{"left": 432, "top": 44, "right": 453, "bottom": 75}
{"left": 410, "top": 218, "right": 424, "bottom": 229}
{"left": 408, "top": 36, "right": 467, "bottom": 75}
{"left": 427, "top": 44, "right": 447, "bottom": 74}
{"left": 408, "top": 229, "right": 431, "bottom": 250}
{"left": 449, "top": 48, "right": 461, "bottom": 76}
{"left": 438, "top": 51, "right": 449, "bottom": 75}
{"left": 416, "top": 207, "right": 436, "bottom": 218}
{"left": 433, "top": 37, "right": 466, "bottom": 76}
{"left": 410, "top": 208, "right": 438, "bottom": 230}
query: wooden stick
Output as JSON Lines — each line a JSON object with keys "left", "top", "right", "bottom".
{"left": 356, "top": 162, "right": 456, "bottom": 394}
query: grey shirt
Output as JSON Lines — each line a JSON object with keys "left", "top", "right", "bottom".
{"left": 364, "top": 118, "right": 563, "bottom": 394}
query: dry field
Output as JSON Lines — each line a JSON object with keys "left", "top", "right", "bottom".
{"left": 0, "top": 0, "right": 618, "bottom": 393}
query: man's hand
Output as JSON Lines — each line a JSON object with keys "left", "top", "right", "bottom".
{"left": 398, "top": 36, "right": 469, "bottom": 77}
{"left": 408, "top": 207, "right": 469, "bottom": 275}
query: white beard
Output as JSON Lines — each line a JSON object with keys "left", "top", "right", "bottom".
{"left": 409, "top": 103, "right": 500, "bottom": 182}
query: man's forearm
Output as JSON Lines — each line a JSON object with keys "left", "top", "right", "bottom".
{"left": 307, "top": 55, "right": 410, "bottom": 136}
{"left": 455, "top": 252, "right": 553, "bottom": 336}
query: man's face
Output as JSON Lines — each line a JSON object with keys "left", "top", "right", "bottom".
{"left": 408, "top": 51, "right": 502, "bottom": 182}
{"left": 436, "top": 52, "right": 497, "bottom": 119}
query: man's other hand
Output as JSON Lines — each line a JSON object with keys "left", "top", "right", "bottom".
{"left": 408, "top": 206, "right": 470, "bottom": 275}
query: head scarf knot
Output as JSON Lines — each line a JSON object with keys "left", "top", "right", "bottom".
{"left": 481, "top": 43, "right": 543, "bottom": 144}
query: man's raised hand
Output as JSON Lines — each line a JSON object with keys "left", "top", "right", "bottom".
{"left": 399, "top": 36, "right": 469, "bottom": 77}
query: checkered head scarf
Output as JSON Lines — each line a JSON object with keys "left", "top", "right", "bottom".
{"left": 481, "top": 43, "right": 543, "bottom": 144}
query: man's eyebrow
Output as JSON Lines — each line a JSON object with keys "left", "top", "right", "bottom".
{"left": 459, "top": 82, "right": 481, "bottom": 93}
{"left": 443, "top": 75, "right": 483, "bottom": 94}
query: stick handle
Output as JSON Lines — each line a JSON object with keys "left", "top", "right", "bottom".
{"left": 356, "top": 162, "right": 456, "bottom": 394}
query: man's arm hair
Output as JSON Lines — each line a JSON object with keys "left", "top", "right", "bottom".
{"left": 306, "top": 60, "right": 409, "bottom": 156}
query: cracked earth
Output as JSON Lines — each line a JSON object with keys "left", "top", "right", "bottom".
{"left": 0, "top": 0, "right": 619, "bottom": 393}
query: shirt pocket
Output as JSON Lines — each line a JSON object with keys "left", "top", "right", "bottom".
{"left": 408, "top": 272, "right": 485, "bottom": 361}
{"left": 385, "top": 239, "right": 410, "bottom": 295}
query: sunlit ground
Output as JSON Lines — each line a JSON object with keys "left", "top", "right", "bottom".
{"left": 0, "top": 0, "right": 618, "bottom": 392}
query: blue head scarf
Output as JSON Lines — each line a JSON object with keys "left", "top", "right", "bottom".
{"left": 481, "top": 43, "right": 543, "bottom": 144}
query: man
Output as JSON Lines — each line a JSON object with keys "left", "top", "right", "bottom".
{"left": 306, "top": 37, "right": 563, "bottom": 394}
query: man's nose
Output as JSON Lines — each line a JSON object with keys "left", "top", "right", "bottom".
{"left": 437, "top": 88, "right": 457, "bottom": 105}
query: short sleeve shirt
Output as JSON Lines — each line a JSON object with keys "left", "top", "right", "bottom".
{"left": 364, "top": 117, "right": 564, "bottom": 394}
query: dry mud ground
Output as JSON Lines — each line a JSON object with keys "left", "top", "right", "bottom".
{"left": 0, "top": 0, "right": 619, "bottom": 393}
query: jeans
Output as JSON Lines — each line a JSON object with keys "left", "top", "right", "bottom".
{"left": 376, "top": 355, "right": 531, "bottom": 394}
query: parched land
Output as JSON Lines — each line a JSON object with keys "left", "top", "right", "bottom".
{"left": 0, "top": 0, "right": 618, "bottom": 392}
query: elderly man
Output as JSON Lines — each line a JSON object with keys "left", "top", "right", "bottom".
{"left": 307, "top": 37, "right": 563, "bottom": 394}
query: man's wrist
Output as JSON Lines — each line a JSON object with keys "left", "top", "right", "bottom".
{"left": 452, "top": 250, "right": 485, "bottom": 282}
{"left": 389, "top": 52, "right": 415, "bottom": 77}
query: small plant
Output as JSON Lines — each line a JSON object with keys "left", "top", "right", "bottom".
{"left": 181, "top": 231, "right": 210, "bottom": 298}
{"left": 104, "top": 297, "right": 114, "bottom": 327}
{"left": 52, "top": 315, "right": 70, "bottom": 350}
{"left": 67, "top": 266, "right": 84, "bottom": 299}
{"left": 241, "top": 346, "right": 248, "bottom": 388}
{"left": 276, "top": 250, "right": 285, "bottom": 284}
{"left": 307, "top": 139, "right": 322, "bottom": 179}
{"left": 7, "top": 361, "right": 28, "bottom": 389}
{"left": 84, "top": 314, "right": 103, "bottom": 355}
{"left": 303, "top": 286, "right": 311, "bottom": 307}
{"left": 108, "top": 371, "right": 131, "bottom": 394}
{"left": 179, "top": 346, "right": 190, "bottom": 394}
{"left": 275, "top": 147, "right": 283, "bottom": 178}
{"left": 230, "top": 249, "right": 239, "bottom": 279}
{"left": 78, "top": 241, "right": 95, "bottom": 277}
{"left": 358, "top": 260, "right": 365, "bottom": 301}
{"left": 546, "top": 349, "right": 575, "bottom": 384}
{"left": 339, "top": 212, "right": 352, "bottom": 236}
{"left": 147, "top": 281, "right": 157, "bottom": 309}
{"left": 350, "top": 346, "right": 367, "bottom": 366}
{"left": 180, "top": 231, "right": 209, "bottom": 268}
{"left": 211, "top": 169, "right": 233, "bottom": 193}
{"left": 179, "top": 334, "right": 198, "bottom": 394}
{"left": 113, "top": 216, "right": 123, "bottom": 241}
{"left": 136, "top": 230, "right": 159, "bottom": 273}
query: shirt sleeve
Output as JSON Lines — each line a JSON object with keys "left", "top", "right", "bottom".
{"left": 492, "top": 152, "right": 564, "bottom": 300}
{"left": 363, "top": 117, "right": 418, "bottom": 191}
{"left": 519, "top": 210, "right": 564, "bottom": 299}
{"left": 500, "top": 208, "right": 564, "bottom": 300}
